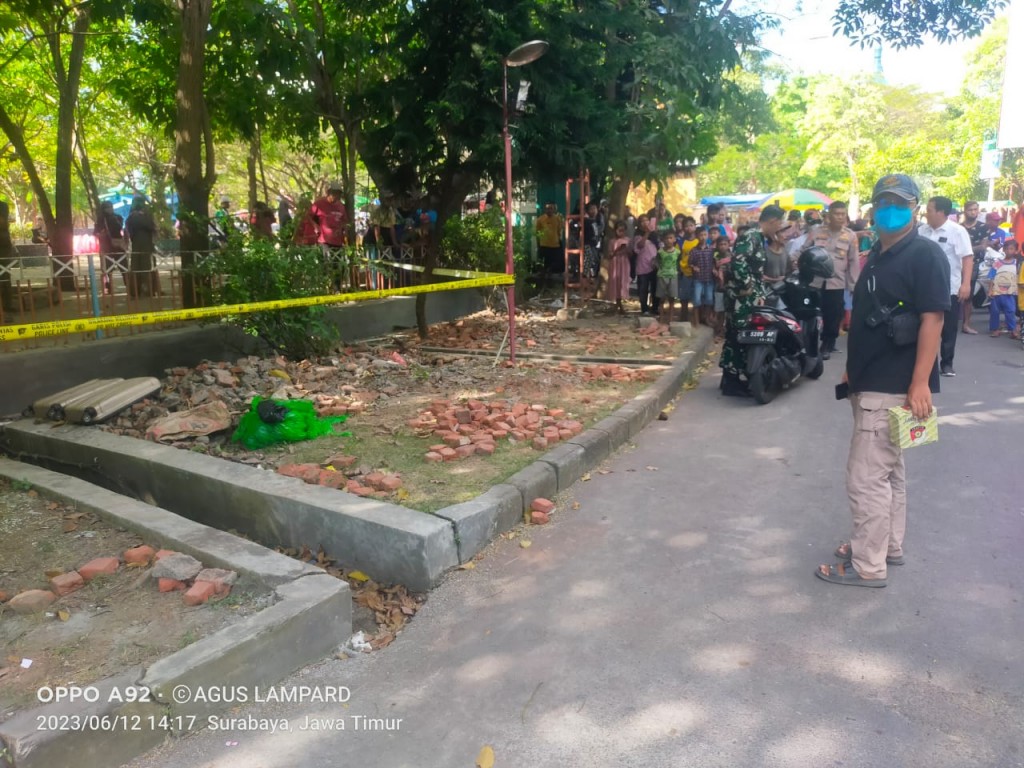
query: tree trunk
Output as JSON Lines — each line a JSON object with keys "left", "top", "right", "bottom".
{"left": 74, "top": 115, "right": 101, "bottom": 216}
{"left": 173, "top": 0, "right": 215, "bottom": 308}
{"left": 344, "top": 121, "right": 358, "bottom": 244}
{"left": 48, "top": 8, "right": 90, "bottom": 289}
{"left": 0, "top": 104, "right": 56, "bottom": 237}
{"left": 247, "top": 137, "right": 258, "bottom": 213}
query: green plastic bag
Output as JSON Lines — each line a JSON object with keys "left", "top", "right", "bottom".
{"left": 232, "top": 397, "right": 348, "bottom": 450}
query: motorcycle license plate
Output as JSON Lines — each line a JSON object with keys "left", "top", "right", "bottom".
{"left": 737, "top": 329, "right": 777, "bottom": 344}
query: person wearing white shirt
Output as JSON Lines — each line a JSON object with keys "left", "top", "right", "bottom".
{"left": 918, "top": 196, "right": 972, "bottom": 376}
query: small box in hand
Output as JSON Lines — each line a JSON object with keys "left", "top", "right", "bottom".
{"left": 887, "top": 406, "right": 938, "bottom": 449}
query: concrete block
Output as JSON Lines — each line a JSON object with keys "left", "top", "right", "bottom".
{"left": 637, "top": 316, "right": 657, "bottom": 329}
{"left": 504, "top": 462, "right": 557, "bottom": 513}
{"left": 610, "top": 398, "right": 653, "bottom": 438}
{"left": 538, "top": 442, "right": 587, "bottom": 492}
{"left": 567, "top": 428, "right": 612, "bottom": 466}
{"left": 0, "top": 668, "right": 165, "bottom": 768}
{"left": 0, "top": 459, "right": 322, "bottom": 589}
{"left": 143, "top": 574, "right": 351, "bottom": 724}
{"left": 435, "top": 483, "right": 523, "bottom": 563}
{"left": 669, "top": 321, "right": 693, "bottom": 338}
{"left": 589, "top": 415, "right": 631, "bottom": 450}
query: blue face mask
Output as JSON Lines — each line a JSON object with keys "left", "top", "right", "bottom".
{"left": 875, "top": 205, "right": 913, "bottom": 233}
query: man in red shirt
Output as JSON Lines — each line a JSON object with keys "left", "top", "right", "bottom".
{"left": 311, "top": 181, "right": 348, "bottom": 290}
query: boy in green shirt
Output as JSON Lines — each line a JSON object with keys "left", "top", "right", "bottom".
{"left": 657, "top": 232, "right": 679, "bottom": 325}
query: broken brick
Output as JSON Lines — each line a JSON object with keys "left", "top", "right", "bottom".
{"left": 123, "top": 545, "right": 156, "bottom": 566}
{"left": 154, "top": 549, "right": 177, "bottom": 561}
{"left": 183, "top": 580, "right": 218, "bottom": 606}
{"left": 532, "top": 437, "right": 549, "bottom": 451}
{"left": 475, "top": 443, "right": 495, "bottom": 456}
{"left": 439, "top": 447, "right": 458, "bottom": 461}
{"left": 424, "top": 451, "right": 444, "bottom": 463}
{"left": 454, "top": 409, "right": 473, "bottom": 424}
{"left": 277, "top": 463, "right": 322, "bottom": 483}
{"left": 455, "top": 444, "right": 477, "bottom": 459}
{"left": 158, "top": 578, "right": 187, "bottom": 593}
{"left": 318, "top": 470, "right": 348, "bottom": 489}
{"left": 7, "top": 589, "right": 57, "bottom": 614}
{"left": 49, "top": 571, "right": 85, "bottom": 597}
{"left": 364, "top": 472, "right": 386, "bottom": 490}
{"left": 531, "top": 498, "right": 555, "bottom": 514}
{"left": 79, "top": 557, "right": 119, "bottom": 582}
{"left": 324, "top": 454, "right": 358, "bottom": 468}
{"left": 530, "top": 510, "right": 550, "bottom": 525}
{"left": 380, "top": 475, "right": 403, "bottom": 491}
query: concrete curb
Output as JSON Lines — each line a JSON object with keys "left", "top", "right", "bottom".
{"left": 0, "top": 459, "right": 352, "bottom": 768}
{"left": 0, "top": 423, "right": 458, "bottom": 592}
{"left": 432, "top": 326, "right": 714, "bottom": 563}
{"left": 0, "top": 326, "right": 714, "bottom": 582}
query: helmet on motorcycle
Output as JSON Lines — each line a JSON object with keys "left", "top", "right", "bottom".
{"left": 798, "top": 245, "right": 835, "bottom": 281}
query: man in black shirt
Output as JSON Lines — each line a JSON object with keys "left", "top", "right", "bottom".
{"left": 960, "top": 200, "right": 988, "bottom": 333}
{"left": 816, "top": 173, "right": 949, "bottom": 588}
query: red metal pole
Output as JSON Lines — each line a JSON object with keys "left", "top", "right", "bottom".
{"left": 503, "top": 59, "right": 516, "bottom": 364}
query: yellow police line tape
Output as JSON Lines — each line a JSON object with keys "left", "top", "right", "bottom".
{"left": 0, "top": 271, "right": 514, "bottom": 342}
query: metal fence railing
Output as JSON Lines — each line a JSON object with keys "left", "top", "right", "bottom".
{"left": 0, "top": 244, "right": 438, "bottom": 351}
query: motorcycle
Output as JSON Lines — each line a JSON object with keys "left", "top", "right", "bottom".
{"left": 738, "top": 246, "right": 835, "bottom": 404}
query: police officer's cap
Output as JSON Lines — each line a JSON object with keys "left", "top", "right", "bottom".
{"left": 871, "top": 174, "right": 920, "bottom": 204}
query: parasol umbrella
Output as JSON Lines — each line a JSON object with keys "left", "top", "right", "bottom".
{"left": 752, "top": 188, "right": 833, "bottom": 211}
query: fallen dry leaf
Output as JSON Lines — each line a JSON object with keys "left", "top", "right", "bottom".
{"left": 581, "top": 472, "right": 591, "bottom": 482}
{"left": 476, "top": 745, "right": 496, "bottom": 768}
{"left": 572, "top": 502, "right": 581, "bottom": 510}
{"left": 645, "top": 465, "right": 659, "bottom": 471}
{"left": 347, "top": 570, "right": 370, "bottom": 582}
{"left": 598, "top": 469, "right": 612, "bottom": 475}
{"left": 44, "top": 569, "right": 63, "bottom": 579}
{"left": 125, "top": 561, "right": 147, "bottom": 569}
{"left": 457, "top": 562, "right": 476, "bottom": 570}
{"left": 46, "top": 502, "right": 59, "bottom": 510}
{"left": 519, "top": 540, "right": 532, "bottom": 549}
{"left": 57, "top": 610, "right": 70, "bottom": 622}
{"left": 62, "top": 521, "right": 78, "bottom": 533}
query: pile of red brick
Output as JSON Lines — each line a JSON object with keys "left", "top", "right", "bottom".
{"left": 277, "top": 458, "right": 403, "bottom": 498}
{"left": 579, "top": 363, "right": 656, "bottom": 382}
{"left": 407, "top": 399, "right": 585, "bottom": 460}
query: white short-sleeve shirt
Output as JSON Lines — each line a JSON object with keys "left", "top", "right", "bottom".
{"left": 918, "top": 220, "right": 973, "bottom": 294}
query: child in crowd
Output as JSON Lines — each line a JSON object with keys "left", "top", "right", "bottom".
{"left": 657, "top": 232, "right": 679, "bottom": 325}
{"left": 988, "top": 238, "right": 1019, "bottom": 338}
{"left": 1016, "top": 241, "right": 1024, "bottom": 332}
{"left": 608, "top": 222, "right": 632, "bottom": 314}
{"left": 633, "top": 217, "right": 659, "bottom": 316}
{"left": 689, "top": 225, "right": 717, "bottom": 327}
{"left": 677, "top": 217, "right": 697, "bottom": 326}
{"left": 712, "top": 236, "right": 732, "bottom": 337}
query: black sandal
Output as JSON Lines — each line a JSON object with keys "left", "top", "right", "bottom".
{"left": 815, "top": 562, "right": 887, "bottom": 588}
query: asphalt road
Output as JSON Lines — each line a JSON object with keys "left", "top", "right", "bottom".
{"left": 129, "top": 323, "right": 1024, "bottom": 768}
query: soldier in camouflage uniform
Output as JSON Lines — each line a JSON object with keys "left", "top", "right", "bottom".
{"left": 719, "top": 204, "right": 786, "bottom": 396}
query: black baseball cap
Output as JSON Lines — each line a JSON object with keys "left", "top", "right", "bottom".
{"left": 871, "top": 174, "right": 920, "bottom": 204}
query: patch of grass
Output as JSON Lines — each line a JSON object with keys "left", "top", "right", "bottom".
{"left": 11, "top": 478, "right": 32, "bottom": 492}
{"left": 179, "top": 628, "right": 199, "bottom": 648}
{"left": 34, "top": 540, "right": 56, "bottom": 554}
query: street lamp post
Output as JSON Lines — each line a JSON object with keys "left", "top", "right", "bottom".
{"left": 502, "top": 40, "right": 548, "bottom": 364}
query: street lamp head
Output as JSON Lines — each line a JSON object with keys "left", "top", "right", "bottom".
{"left": 505, "top": 40, "right": 549, "bottom": 67}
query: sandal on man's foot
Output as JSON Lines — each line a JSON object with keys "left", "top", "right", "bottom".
{"left": 961, "top": 326, "right": 978, "bottom": 334}
{"left": 834, "top": 542, "right": 905, "bottom": 566}
{"left": 815, "top": 562, "right": 887, "bottom": 587}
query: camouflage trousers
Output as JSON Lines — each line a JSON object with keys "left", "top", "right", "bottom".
{"left": 718, "top": 301, "right": 756, "bottom": 377}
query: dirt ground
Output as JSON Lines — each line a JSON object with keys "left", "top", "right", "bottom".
{"left": 0, "top": 482, "right": 268, "bottom": 716}
{"left": 97, "top": 307, "right": 693, "bottom": 513}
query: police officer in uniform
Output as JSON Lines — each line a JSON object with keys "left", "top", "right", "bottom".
{"left": 816, "top": 174, "right": 949, "bottom": 588}
{"left": 802, "top": 201, "right": 860, "bottom": 360}
{"left": 719, "top": 204, "right": 784, "bottom": 396}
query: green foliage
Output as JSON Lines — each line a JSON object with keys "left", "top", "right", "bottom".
{"left": 196, "top": 236, "right": 339, "bottom": 359}
{"left": 440, "top": 207, "right": 529, "bottom": 274}
{"left": 834, "top": 0, "right": 1009, "bottom": 48}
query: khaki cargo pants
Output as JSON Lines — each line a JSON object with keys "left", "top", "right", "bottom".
{"left": 847, "top": 392, "right": 907, "bottom": 579}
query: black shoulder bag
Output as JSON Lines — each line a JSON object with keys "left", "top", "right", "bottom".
{"left": 864, "top": 274, "right": 920, "bottom": 346}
